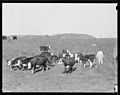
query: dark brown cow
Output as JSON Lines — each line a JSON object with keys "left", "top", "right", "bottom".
{"left": 29, "top": 55, "right": 53, "bottom": 74}
{"left": 62, "top": 56, "right": 76, "bottom": 74}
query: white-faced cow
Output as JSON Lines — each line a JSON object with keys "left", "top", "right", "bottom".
{"left": 62, "top": 56, "right": 76, "bottom": 74}
{"left": 39, "top": 46, "right": 50, "bottom": 53}
{"left": 77, "top": 52, "right": 96, "bottom": 68}
{"left": 58, "top": 50, "right": 70, "bottom": 64}
{"left": 7, "top": 56, "right": 26, "bottom": 71}
{"left": 58, "top": 51, "right": 79, "bottom": 74}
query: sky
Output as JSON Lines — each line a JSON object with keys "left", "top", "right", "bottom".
{"left": 2, "top": 3, "right": 117, "bottom": 38}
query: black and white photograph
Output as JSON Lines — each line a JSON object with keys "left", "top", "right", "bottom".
{"left": 2, "top": 3, "right": 117, "bottom": 92}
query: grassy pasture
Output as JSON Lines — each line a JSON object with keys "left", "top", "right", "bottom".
{"left": 2, "top": 37, "right": 117, "bottom": 92}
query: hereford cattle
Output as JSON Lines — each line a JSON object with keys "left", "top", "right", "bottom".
{"left": 2, "top": 36, "right": 7, "bottom": 40}
{"left": 39, "top": 46, "right": 50, "bottom": 52}
{"left": 77, "top": 53, "right": 96, "bottom": 68}
{"left": 19, "top": 56, "right": 35, "bottom": 70}
{"left": 7, "top": 56, "right": 26, "bottom": 71}
{"left": 62, "top": 49, "right": 68, "bottom": 54}
{"left": 62, "top": 56, "right": 76, "bottom": 74}
{"left": 39, "top": 52, "right": 55, "bottom": 65}
{"left": 40, "top": 51, "right": 53, "bottom": 57}
{"left": 96, "top": 50, "right": 104, "bottom": 64}
{"left": 12, "top": 36, "right": 17, "bottom": 40}
{"left": 28, "top": 52, "right": 55, "bottom": 74}
{"left": 29, "top": 55, "right": 53, "bottom": 74}
{"left": 9, "top": 35, "right": 17, "bottom": 40}
{"left": 58, "top": 50, "right": 79, "bottom": 65}
{"left": 61, "top": 49, "right": 71, "bottom": 58}
{"left": 58, "top": 50, "right": 70, "bottom": 64}
{"left": 77, "top": 53, "right": 89, "bottom": 67}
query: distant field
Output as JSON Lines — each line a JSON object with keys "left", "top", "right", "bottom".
{"left": 2, "top": 37, "right": 117, "bottom": 92}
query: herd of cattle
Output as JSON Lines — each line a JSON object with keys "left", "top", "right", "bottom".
{"left": 2, "top": 35, "right": 17, "bottom": 40}
{"left": 6, "top": 45, "right": 117, "bottom": 74}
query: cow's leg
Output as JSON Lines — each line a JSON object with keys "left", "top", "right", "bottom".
{"left": 32, "top": 68, "right": 34, "bottom": 74}
{"left": 43, "top": 62, "right": 48, "bottom": 71}
{"left": 58, "top": 58, "right": 63, "bottom": 64}
{"left": 65, "top": 66, "right": 70, "bottom": 74}
{"left": 88, "top": 60, "right": 92, "bottom": 68}
{"left": 11, "top": 65, "right": 19, "bottom": 71}
{"left": 83, "top": 63, "right": 86, "bottom": 68}
{"left": 10, "top": 66, "right": 14, "bottom": 71}
{"left": 28, "top": 62, "right": 32, "bottom": 70}
{"left": 32, "top": 65, "right": 36, "bottom": 74}
{"left": 93, "top": 59, "right": 95, "bottom": 64}
{"left": 63, "top": 67, "right": 66, "bottom": 73}
{"left": 25, "top": 66, "right": 28, "bottom": 70}
{"left": 69, "top": 66, "right": 72, "bottom": 74}
{"left": 63, "top": 65, "right": 68, "bottom": 73}
{"left": 40, "top": 65, "right": 46, "bottom": 72}
{"left": 43, "top": 66, "right": 46, "bottom": 71}
{"left": 42, "top": 67, "right": 44, "bottom": 72}
{"left": 19, "top": 64, "right": 23, "bottom": 70}
{"left": 21, "top": 65, "right": 25, "bottom": 71}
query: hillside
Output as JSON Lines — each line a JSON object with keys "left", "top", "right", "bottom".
{"left": 2, "top": 35, "right": 117, "bottom": 92}
{"left": 17, "top": 33, "right": 96, "bottom": 39}
{"left": 51, "top": 33, "right": 96, "bottom": 39}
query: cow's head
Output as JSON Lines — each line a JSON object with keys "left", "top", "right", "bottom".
{"left": 7, "top": 60, "right": 12, "bottom": 66}
{"left": 67, "top": 50, "right": 70, "bottom": 53}
{"left": 7, "top": 58, "right": 15, "bottom": 66}
{"left": 69, "top": 52, "right": 74, "bottom": 57}
{"left": 75, "top": 53, "right": 79, "bottom": 60}
{"left": 63, "top": 53, "right": 66, "bottom": 58}
{"left": 58, "top": 58, "right": 63, "bottom": 64}
{"left": 17, "top": 60, "right": 22, "bottom": 65}
{"left": 51, "top": 53, "right": 53, "bottom": 56}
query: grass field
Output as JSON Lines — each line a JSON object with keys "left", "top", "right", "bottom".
{"left": 2, "top": 37, "right": 117, "bottom": 92}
